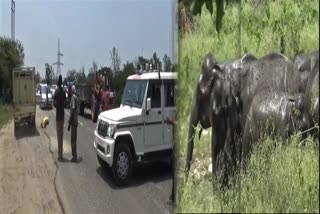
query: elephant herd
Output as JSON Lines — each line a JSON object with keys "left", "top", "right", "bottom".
{"left": 185, "top": 51, "right": 319, "bottom": 185}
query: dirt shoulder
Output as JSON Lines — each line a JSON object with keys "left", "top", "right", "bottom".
{"left": 0, "top": 109, "right": 62, "bottom": 214}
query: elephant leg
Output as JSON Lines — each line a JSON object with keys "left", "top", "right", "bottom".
{"left": 241, "top": 113, "right": 253, "bottom": 173}
{"left": 185, "top": 94, "right": 200, "bottom": 174}
{"left": 211, "top": 115, "right": 226, "bottom": 186}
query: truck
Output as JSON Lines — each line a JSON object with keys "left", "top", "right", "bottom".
{"left": 77, "top": 72, "right": 117, "bottom": 122}
{"left": 12, "top": 67, "right": 36, "bottom": 135}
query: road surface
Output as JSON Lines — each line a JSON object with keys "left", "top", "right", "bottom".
{"left": 39, "top": 106, "right": 173, "bottom": 214}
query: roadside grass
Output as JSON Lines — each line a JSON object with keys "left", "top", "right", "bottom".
{"left": 176, "top": 131, "right": 319, "bottom": 213}
{"left": 176, "top": 0, "right": 319, "bottom": 213}
{"left": 0, "top": 100, "right": 13, "bottom": 128}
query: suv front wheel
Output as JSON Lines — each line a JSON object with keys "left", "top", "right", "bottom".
{"left": 112, "top": 143, "right": 133, "bottom": 186}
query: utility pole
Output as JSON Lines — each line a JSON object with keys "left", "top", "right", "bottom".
{"left": 11, "top": 0, "right": 15, "bottom": 40}
{"left": 53, "top": 38, "right": 63, "bottom": 80}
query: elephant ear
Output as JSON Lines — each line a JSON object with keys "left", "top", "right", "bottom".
{"left": 199, "top": 53, "right": 221, "bottom": 96}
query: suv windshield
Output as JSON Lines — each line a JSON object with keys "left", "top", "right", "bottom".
{"left": 121, "top": 80, "right": 147, "bottom": 108}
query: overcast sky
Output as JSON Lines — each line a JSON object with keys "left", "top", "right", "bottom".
{"left": 0, "top": 0, "right": 176, "bottom": 78}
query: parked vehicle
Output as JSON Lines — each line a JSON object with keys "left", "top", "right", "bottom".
{"left": 36, "top": 84, "right": 53, "bottom": 109}
{"left": 77, "top": 72, "right": 117, "bottom": 122}
{"left": 12, "top": 67, "right": 36, "bottom": 135}
{"left": 50, "top": 84, "right": 57, "bottom": 94}
{"left": 36, "top": 83, "right": 43, "bottom": 103}
{"left": 93, "top": 68, "right": 176, "bottom": 186}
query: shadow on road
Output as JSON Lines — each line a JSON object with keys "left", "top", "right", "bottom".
{"left": 15, "top": 125, "right": 40, "bottom": 140}
{"left": 80, "top": 111, "right": 94, "bottom": 121}
{"left": 96, "top": 161, "right": 172, "bottom": 189}
{"left": 57, "top": 156, "right": 83, "bottom": 163}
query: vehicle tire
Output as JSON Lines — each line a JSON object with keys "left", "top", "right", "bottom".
{"left": 79, "top": 102, "right": 84, "bottom": 116}
{"left": 112, "top": 143, "right": 133, "bottom": 186}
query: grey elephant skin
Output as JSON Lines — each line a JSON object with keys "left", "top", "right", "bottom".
{"left": 185, "top": 53, "right": 256, "bottom": 184}
{"left": 294, "top": 50, "right": 319, "bottom": 93}
{"left": 304, "top": 52, "right": 319, "bottom": 136}
{"left": 185, "top": 52, "right": 308, "bottom": 185}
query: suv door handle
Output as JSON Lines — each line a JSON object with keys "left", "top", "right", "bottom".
{"left": 158, "top": 110, "right": 161, "bottom": 115}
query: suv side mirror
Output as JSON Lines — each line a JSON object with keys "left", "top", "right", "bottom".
{"left": 146, "top": 98, "right": 151, "bottom": 111}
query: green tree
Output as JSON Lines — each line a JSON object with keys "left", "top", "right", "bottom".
{"left": 45, "top": 63, "right": 54, "bottom": 85}
{"left": 150, "top": 52, "right": 162, "bottom": 71}
{"left": 75, "top": 65, "right": 86, "bottom": 84}
{"left": 66, "top": 69, "right": 76, "bottom": 82}
{"left": 178, "top": 0, "right": 193, "bottom": 34}
{"left": 179, "top": 0, "right": 226, "bottom": 34}
{"left": 0, "top": 36, "right": 24, "bottom": 96}
{"left": 136, "top": 56, "right": 149, "bottom": 67}
{"left": 113, "top": 61, "right": 135, "bottom": 105}
{"left": 163, "top": 54, "right": 173, "bottom": 72}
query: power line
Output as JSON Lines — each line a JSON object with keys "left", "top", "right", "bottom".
{"left": 53, "top": 38, "right": 63, "bottom": 79}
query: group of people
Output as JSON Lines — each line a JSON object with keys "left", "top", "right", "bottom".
{"left": 53, "top": 74, "right": 78, "bottom": 162}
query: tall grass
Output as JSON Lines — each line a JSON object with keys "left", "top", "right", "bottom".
{"left": 176, "top": 135, "right": 319, "bottom": 213}
{"left": 176, "top": 0, "right": 319, "bottom": 213}
{"left": 0, "top": 100, "right": 12, "bottom": 128}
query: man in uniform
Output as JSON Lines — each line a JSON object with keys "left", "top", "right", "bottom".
{"left": 68, "top": 85, "right": 78, "bottom": 162}
{"left": 54, "top": 75, "right": 66, "bottom": 161}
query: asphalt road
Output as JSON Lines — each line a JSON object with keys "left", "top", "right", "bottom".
{"left": 38, "top": 107, "right": 173, "bottom": 214}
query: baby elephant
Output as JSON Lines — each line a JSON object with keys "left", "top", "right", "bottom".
{"left": 242, "top": 92, "right": 310, "bottom": 166}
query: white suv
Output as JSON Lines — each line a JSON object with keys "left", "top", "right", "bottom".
{"left": 94, "top": 71, "right": 176, "bottom": 185}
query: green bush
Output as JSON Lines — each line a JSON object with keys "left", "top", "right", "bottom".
{"left": 0, "top": 100, "right": 12, "bottom": 128}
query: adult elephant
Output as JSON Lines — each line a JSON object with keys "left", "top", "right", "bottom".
{"left": 239, "top": 53, "right": 304, "bottom": 167}
{"left": 185, "top": 52, "right": 303, "bottom": 185}
{"left": 304, "top": 53, "right": 319, "bottom": 137}
{"left": 242, "top": 91, "right": 309, "bottom": 166}
{"left": 294, "top": 50, "right": 319, "bottom": 93}
{"left": 185, "top": 53, "right": 257, "bottom": 184}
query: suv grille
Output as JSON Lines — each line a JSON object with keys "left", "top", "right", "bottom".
{"left": 98, "top": 120, "right": 108, "bottom": 138}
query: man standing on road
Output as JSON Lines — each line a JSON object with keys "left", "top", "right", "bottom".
{"left": 165, "top": 117, "right": 176, "bottom": 204}
{"left": 54, "top": 75, "right": 66, "bottom": 161}
{"left": 68, "top": 85, "right": 78, "bottom": 162}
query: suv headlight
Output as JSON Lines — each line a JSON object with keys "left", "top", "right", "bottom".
{"left": 107, "top": 124, "right": 117, "bottom": 138}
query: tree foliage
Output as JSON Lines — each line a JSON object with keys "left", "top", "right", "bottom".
{"left": 163, "top": 54, "right": 173, "bottom": 72}
{"left": 66, "top": 69, "right": 76, "bottom": 83}
{"left": 113, "top": 61, "right": 135, "bottom": 105}
{"left": 45, "top": 63, "right": 54, "bottom": 85}
{"left": 75, "top": 65, "right": 86, "bottom": 84}
{"left": 179, "top": 0, "right": 226, "bottom": 34}
{"left": 0, "top": 36, "right": 24, "bottom": 96}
